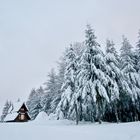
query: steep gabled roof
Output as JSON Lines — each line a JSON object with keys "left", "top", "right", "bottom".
{"left": 17, "top": 103, "right": 28, "bottom": 113}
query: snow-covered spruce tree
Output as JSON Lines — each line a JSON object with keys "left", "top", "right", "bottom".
{"left": 56, "top": 45, "right": 78, "bottom": 121}
{"left": 134, "top": 30, "right": 140, "bottom": 73}
{"left": 0, "top": 100, "right": 12, "bottom": 122}
{"left": 70, "top": 25, "right": 112, "bottom": 123}
{"left": 120, "top": 36, "right": 140, "bottom": 121}
{"left": 76, "top": 25, "right": 126, "bottom": 123}
{"left": 104, "top": 38, "right": 135, "bottom": 122}
{"left": 26, "top": 87, "right": 44, "bottom": 120}
{"left": 42, "top": 69, "right": 60, "bottom": 114}
{"left": 50, "top": 54, "right": 72, "bottom": 114}
{"left": 104, "top": 40, "right": 121, "bottom": 122}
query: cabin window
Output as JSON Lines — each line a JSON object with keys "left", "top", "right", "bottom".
{"left": 20, "top": 114, "right": 25, "bottom": 120}
{"left": 21, "top": 108, "right": 24, "bottom": 111}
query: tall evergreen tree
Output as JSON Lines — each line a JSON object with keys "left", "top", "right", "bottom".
{"left": 42, "top": 69, "right": 60, "bottom": 114}
{"left": 59, "top": 25, "right": 111, "bottom": 123}
{"left": 105, "top": 41, "right": 121, "bottom": 122}
{"left": 120, "top": 36, "right": 140, "bottom": 121}
{"left": 56, "top": 45, "right": 78, "bottom": 120}
{"left": 75, "top": 25, "right": 115, "bottom": 123}
{"left": 27, "top": 87, "right": 44, "bottom": 120}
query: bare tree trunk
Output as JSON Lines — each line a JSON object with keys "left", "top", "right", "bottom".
{"left": 114, "top": 102, "right": 119, "bottom": 123}
{"left": 97, "top": 103, "right": 102, "bottom": 124}
{"left": 115, "top": 108, "right": 119, "bottom": 123}
{"left": 74, "top": 103, "right": 79, "bottom": 125}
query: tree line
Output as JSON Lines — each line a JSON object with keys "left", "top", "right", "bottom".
{"left": 1, "top": 25, "right": 140, "bottom": 124}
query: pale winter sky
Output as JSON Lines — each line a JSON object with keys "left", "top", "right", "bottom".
{"left": 0, "top": 0, "right": 140, "bottom": 106}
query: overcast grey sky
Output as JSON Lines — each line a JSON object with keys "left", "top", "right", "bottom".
{"left": 0, "top": 0, "right": 140, "bottom": 105}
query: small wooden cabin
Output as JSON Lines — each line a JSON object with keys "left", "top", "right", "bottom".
{"left": 5, "top": 103, "right": 31, "bottom": 122}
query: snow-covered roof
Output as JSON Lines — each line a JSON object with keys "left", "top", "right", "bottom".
{"left": 12, "top": 101, "right": 23, "bottom": 112}
{"left": 4, "top": 112, "right": 18, "bottom": 122}
{"left": 9, "top": 101, "right": 27, "bottom": 113}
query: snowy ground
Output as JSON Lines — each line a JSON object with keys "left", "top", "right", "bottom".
{"left": 0, "top": 119, "right": 140, "bottom": 140}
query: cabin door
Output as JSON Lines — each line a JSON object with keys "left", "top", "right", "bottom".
{"left": 20, "top": 114, "right": 25, "bottom": 120}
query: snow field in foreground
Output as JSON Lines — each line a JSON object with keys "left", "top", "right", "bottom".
{"left": 0, "top": 120, "right": 140, "bottom": 140}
